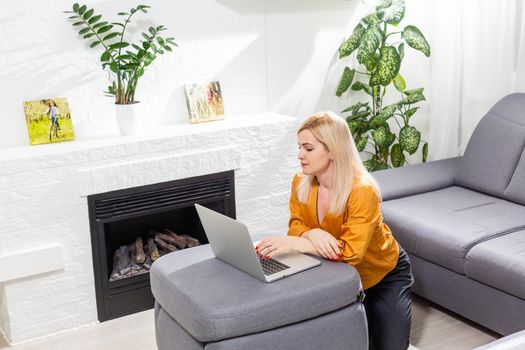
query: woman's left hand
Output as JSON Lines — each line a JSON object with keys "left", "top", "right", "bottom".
{"left": 256, "top": 236, "right": 299, "bottom": 259}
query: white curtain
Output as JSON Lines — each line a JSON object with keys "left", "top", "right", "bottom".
{"left": 428, "top": 0, "right": 525, "bottom": 160}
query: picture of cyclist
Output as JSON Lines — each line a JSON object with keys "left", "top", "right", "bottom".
{"left": 45, "top": 100, "right": 61, "bottom": 141}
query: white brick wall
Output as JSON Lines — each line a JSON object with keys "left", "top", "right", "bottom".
{"left": 0, "top": 113, "right": 301, "bottom": 344}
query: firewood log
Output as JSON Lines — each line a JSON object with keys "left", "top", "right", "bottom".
{"left": 154, "top": 236, "right": 178, "bottom": 252}
{"left": 181, "top": 234, "right": 201, "bottom": 248}
{"left": 159, "top": 230, "right": 186, "bottom": 249}
{"left": 147, "top": 238, "right": 160, "bottom": 261}
{"left": 135, "top": 237, "right": 146, "bottom": 264}
{"left": 110, "top": 245, "right": 131, "bottom": 281}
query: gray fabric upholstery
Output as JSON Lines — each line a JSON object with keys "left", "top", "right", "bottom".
{"left": 377, "top": 93, "right": 525, "bottom": 336}
{"left": 466, "top": 229, "right": 525, "bottom": 300}
{"left": 156, "top": 304, "right": 205, "bottom": 350}
{"left": 151, "top": 241, "right": 362, "bottom": 343}
{"left": 381, "top": 186, "right": 525, "bottom": 274}
{"left": 372, "top": 157, "right": 461, "bottom": 201}
{"left": 455, "top": 93, "right": 525, "bottom": 197}
{"left": 409, "top": 254, "right": 525, "bottom": 336}
{"left": 504, "top": 148, "right": 525, "bottom": 205}
{"left": 205, "top": 304, "right": 368, "bottom": 350}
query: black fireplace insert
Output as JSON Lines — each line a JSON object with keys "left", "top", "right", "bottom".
{"left": 87, "top": 171, "right": 235, "bottom": 321}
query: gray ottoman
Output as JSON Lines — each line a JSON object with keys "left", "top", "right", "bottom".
{"left": 150, "top": 243, "right": 368, "bottom": 350}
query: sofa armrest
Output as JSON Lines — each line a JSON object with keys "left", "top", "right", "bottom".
{"left": 372, "top": 157, "right": 462, "bottom": 201}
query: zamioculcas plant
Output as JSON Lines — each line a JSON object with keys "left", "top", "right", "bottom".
{"left": 336, "top": 0, "right": 430, "bottom": 171}
{"left": 64, "top": 3, "right": 177, "bottom": 104}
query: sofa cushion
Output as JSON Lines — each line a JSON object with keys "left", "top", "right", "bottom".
{"left": 381, "top": 186, "right": 525, "bottom": 274}
{"left": 504, "top": 148, "right": 525, "bottom": 205}
{"left": 466, "top": 229, "right": 525, "bottom": 300}
{"left": 373, "top": 157, "right": 461, "bottom": 201}
{"left": 150, "top": 242, "right": 362, "bottom": 343}
{"left": 455, "top": 93, "right": 525, "bottom": 198}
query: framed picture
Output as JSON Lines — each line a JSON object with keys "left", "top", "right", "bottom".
{"left": 23, "top": 97, "right": 75, "bottom": 145}
{"left": 184, "top": 81, "right": 224, "bottom": 124}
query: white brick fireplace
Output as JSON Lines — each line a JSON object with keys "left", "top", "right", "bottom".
{"left": 0, "top": 113, "right": 300, "bottom": 344}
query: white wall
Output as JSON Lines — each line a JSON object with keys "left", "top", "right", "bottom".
{"left": 0, "top": 0, "right": 268, "bottom": 148}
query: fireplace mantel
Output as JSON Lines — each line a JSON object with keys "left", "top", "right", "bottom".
{"left": 0, "top": 112, "right": 300, "bottom": 344}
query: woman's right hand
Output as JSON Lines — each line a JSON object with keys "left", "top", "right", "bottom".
{"left": 303, "top": 228, "right": 341, "bottom": 261}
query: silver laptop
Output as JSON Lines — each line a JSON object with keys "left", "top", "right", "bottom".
{"left": 195, "top": 204, "right": 320, "bottom": 282}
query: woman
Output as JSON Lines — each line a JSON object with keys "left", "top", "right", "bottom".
{"left": 46, "top": 100, "right": 60, "bottom": 140}
{"left": 256, "top": 111, "right": 413, "bottom": 350}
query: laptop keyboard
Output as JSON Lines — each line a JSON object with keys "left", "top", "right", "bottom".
{"left": 259, "top": 257, "right": 291, "bottom": 276}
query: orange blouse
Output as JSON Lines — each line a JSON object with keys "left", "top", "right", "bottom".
{"left": 287, "top": 173, "right": 399, "bottom": 290}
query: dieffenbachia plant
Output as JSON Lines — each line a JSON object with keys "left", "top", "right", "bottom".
{"left": 64, "top": 3, "right": 177, "bottom": 104}
{"left": 336, "top": 0, "right": 430, "bottom": 171}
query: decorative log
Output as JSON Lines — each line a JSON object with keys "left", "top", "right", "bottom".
{"left": 154, "top": 236, "right": 178, "bottom": 253}
{"left": 181, "top": 234, "right": 201, "bottom": 248}
{"left": 135, "top": 237, "right": 146, "bottom": 264}
{"left": 110, "top": 245, "right": 131, "bottom": 281}
{"left": 148, "top": 238, "right": 160, "bottom": 261}
{"left": 159, "top": 230, "right": 186, "bottom": 249}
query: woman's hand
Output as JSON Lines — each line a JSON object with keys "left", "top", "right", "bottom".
{"left": 256, "top": 236, "right": 302, "bottom": 259}
{"left": 303, "top": 228, "right": 342, "bottom": 260}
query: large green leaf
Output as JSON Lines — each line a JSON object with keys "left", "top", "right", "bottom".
{"left": 399, "top": 126, "right": 420, "bottom": 154}
{"left": 398, "top": 42, "right": 405, "bottom": 60}
{"left": 348, "top": 120, "right": 363, "bottom": 134}
{"left": 393, "top": 73, "right": 406, "bottom": 91}
{"left": 377, "top": 103, "right": 399, "bottom": 121}
{"left": 370, "top": 46, "right": 400, "bottom": 86}
{"left": 404, "top": 106, "right": 419, "bottom": 119}
{"left": 90, "top": 40, "right": 101, "bottom": 48}
{"left": 336, "top": 67, "right": 355, "bottom": 97}
{"left": 356, "top": 134, "right": 368, "bottom": 152}
{"left": 362, "top": 12, "right": 382, "bottom": 25}
{"left": 376, "top": 0, "right": 393, "bottom": 9}
{"left": 357, "top": 24, "right": 383, "bottom": 70}
{"left": 390, "top": 144, "right": 405, "bottom": 167}
{"left": 78, "top": 5, "right": 87, "bottom": 15}
{"left": 376, "top": 0, "right": 405, "bottom": 25}
{"left": 399, "top": 88, "right": 426, "bottom": 105}
{"left": 372, "top": 125, "right": 391, "bottom": 148}
{"left": 364, "top": 159, "right": 389, "bottom": 172}
{"left": 351, "top": 81, "right": 374, "bottom": 96}
{"left": 402, "top": 25, "right": 431, "bottom": 57}
{"left": 339, "top": 23, "right": 365, "bottom": 58}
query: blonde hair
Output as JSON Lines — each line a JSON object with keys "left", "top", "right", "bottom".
{"left": 296, "top": 111, "right": 381, "bottom": 215}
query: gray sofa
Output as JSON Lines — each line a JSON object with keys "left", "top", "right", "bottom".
{"left": 373, "top": 93, "right": 525, "bottom": 336}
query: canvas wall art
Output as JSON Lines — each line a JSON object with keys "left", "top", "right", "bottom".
{"left": 23, "top": 97, "right": 75, "bottom": 145}
{"left": 184, "top": 81, "right": 224, "bottom": 124}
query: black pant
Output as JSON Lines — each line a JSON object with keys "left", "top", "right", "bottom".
{"left": 363, "top": 246, "right": 413, "bottom": 350}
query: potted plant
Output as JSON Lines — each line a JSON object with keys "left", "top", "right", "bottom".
{"left": 64, "top": 3, "right": 177, "bottom": 135}
{"left": 335, "top": 0, "right": 430, "bottom": 171}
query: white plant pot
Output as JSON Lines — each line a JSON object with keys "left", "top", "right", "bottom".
{"left": 115, "top": 102, "right": 140, "bottom": 136}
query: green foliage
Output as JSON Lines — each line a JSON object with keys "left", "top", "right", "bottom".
{"left": 336, "top": 0, "right": 430, "bottom": 171}
{"left": 64, "top": 3, "right": 177, "bottom": 104}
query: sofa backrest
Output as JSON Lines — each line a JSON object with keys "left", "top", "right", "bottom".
{"left": 455, "top": 93, "right": 525, "bottom": 203}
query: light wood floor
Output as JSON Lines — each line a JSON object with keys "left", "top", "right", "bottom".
{"left": 0, "top": 295, "right": 499, "bottom": 350}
